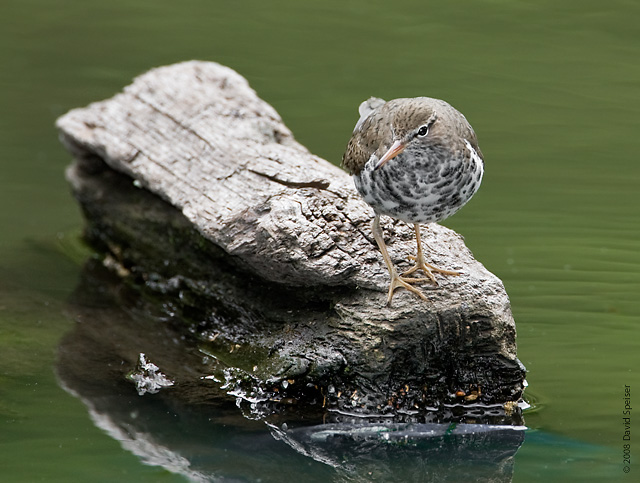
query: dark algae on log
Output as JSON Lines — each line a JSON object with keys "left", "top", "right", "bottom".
{"left": 57, "top": 61, "right": 526, "bottom": 423}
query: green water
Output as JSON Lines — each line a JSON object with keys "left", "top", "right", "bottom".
{"left": 2, "top": 0, "right": 639, "bottom": 481}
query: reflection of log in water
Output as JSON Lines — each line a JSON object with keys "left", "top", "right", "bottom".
{"left": 56, "top": 61, "right": 526, "bottom": 419}
{"left": 271, "top": 423, "right": 525, "bottom": 482}
{"left": 57, "top": 261, "right": 524, "bottom": 481}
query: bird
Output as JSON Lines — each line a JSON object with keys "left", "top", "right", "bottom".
{"left": 342, "top": 97, "right": 484, "bottom": 305}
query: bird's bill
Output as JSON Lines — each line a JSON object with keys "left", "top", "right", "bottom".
{"left": 375, "top": 140, "right": 405, "bottom": 170}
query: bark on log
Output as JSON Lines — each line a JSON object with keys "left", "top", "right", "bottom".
{"left": 56, "top": 61, "right": 526, "bottom": 422}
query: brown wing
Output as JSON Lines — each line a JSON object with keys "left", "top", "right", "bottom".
{"left": 342, "top": 103, "right": 392, "bottom": 175}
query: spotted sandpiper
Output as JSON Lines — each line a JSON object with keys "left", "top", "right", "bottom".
{"left": 342, "top": 97, "right": 484, "bottom": 305}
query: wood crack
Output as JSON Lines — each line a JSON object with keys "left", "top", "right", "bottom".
{"left": 248, "top": 168, "right": 330, "bottom": 190}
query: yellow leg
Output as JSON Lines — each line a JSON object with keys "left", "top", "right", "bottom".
{"left": 401, "top": 224, "right": 460, "bottom": 284}
{"left": 372, "top": 215, "right": 429, "bottom": 305}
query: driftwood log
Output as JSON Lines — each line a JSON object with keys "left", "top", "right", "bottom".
{"left": 57, "top": 61, "right": 526, "bottom": 422}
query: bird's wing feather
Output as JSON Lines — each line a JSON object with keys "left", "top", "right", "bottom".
{"left": 354, "top": 97, "right": 386, "bottom": 132}
{"left": 343, "top": 100, "right": 393, "bottom": 175}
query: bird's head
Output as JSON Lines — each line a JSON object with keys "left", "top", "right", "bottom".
{"left": 375, "top": 103, "right": 439, "bottom": 170}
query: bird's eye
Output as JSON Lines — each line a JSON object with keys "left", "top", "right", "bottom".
{"left": 417, "top": 125, "right": 429, "bottom": 137}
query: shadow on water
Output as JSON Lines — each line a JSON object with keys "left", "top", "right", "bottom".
{"left": 56, "top": 259, "right": 529, "bottom": 482}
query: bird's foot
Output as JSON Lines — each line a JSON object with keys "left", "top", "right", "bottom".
{"left": 401, "top": 255, "right": 460, "bottom": 285}
{"left": 386, "top": 273, "right": 429, "bottom": 306}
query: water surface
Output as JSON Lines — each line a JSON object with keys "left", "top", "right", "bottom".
{"left": 1, "top": 0, "right": 639, "bottom": 481}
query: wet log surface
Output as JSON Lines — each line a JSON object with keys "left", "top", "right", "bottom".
{"left": 57, "top": 61, "right": 526, "bottom": 422}
{"left": 56, "top": 260, "right": 524, "bottom": 481}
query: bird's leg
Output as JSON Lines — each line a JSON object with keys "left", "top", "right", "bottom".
{"left": 401, "top": 224, "right": 460, "bottom": 284}
{"left": 372, "top": 215, "right": 428, "bottom": 305}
